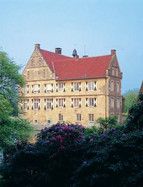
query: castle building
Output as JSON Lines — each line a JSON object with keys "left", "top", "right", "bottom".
{"left": 21, "top": 44, "right": 123, "bottom": 129}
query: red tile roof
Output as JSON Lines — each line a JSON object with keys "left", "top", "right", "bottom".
{"left": 40, "top": 49, "right": 112, "bottom": 80}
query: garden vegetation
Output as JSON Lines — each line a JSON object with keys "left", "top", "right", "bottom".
{"left": 0, "top": 94, "right": 143, "bottom": 187}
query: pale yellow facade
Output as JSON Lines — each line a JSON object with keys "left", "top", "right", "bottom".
{"left": 21, "top": 45, "right": 122, "bottom": 129}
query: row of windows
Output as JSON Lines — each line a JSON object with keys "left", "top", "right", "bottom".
{"left": 58, "top": 113, "right": 94, "bottom": 122}
{"left": 110, "top": 80, "right": 120, "bottom": 92}
{"left": 110, "top": 97, "right": 120, "bottom": 108}
{"left": 34, "top": 113, "right": 95, "bottom": 124}
{"left": 22, "top": 81, "right": 97, "bottom": 94}
{"left": 23, "top": 98, "right": 97, "bottom": 110}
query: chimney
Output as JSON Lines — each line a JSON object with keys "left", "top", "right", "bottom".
{"left": 83, "top": 55, "right": 88, "bottom": 58}
{"left": 55, "top": 48, "right": 62, "bottom": 54}
{"left": 111, "top": 49, "right": 116, "bottom": 55}
{"left": 35, "top": 44, "right": 40, "bottom": 50}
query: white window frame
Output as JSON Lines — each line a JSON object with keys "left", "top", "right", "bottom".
{"left": 86, "top": 98, "right": 96, "bottom": 107}
{"left": 59, "top": 113, "right": 63, "bottom": 121}
{"left": 44, "top": 84, "right": 53, "bottom": 93}
{"left": 89, "top": 114, "right": 94, "bottom": 122}
{"left": 32, "top": 99, "right": 40, "bottom": 110}
{"left": 111, "top": 97, "right": 114, "bottom": 108}
{"left": 76, "top": 114, "right": 81, "bottom": 122}
{"left": 85, "top": 81, "right": 96, "bottom": 91}
{"left": 23, "top": 99, "right": 29, "bottom": 110}
{"left": 44, "top": 99, "right": 53, "bottom": 110}
{"left": 32, "top": 84, "right": 40, "bottom": 93}
{"left": 56, "top": 83, "right": 66, "bottom": 92}
{"left": 71, "top": 82, "right": 81, "bottom": 92}
{"left": 71, "top": 98, "right": 81, "bottom": 108}
{"left": 56, "top": 98, "right": 66, "bottom": 108}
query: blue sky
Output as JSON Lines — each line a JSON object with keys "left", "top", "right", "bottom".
{"left": 0, "top": 0, "right": 143, "bottom": 93}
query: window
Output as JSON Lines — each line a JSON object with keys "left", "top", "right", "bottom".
{"left": 23, "top": 85, "right": 29, "bottom": 94}
{"left": 56, "top": 83, "right": 66, "bottom": 92}
{"left": 32, "top": 99, "right": 40, "bottom": 110}
{"left": 110, "top": 80, "right": 114, "bottom": 91}
{"left": 59, "top": 114, "right": 63, "bottom": 121}
{"left": 112, "top": 68, "right": 114, "bottom": 76}
{"left": 89, "top": 114, "right": 94, "bottom": 122}
{"left": 111, "top": 97, "right": 114, "bottom": 108}
{"left": 116, "top": 97, "right": 120, "bottom": 108}
{"left": 44, "top": 84, "right": 53, "bottom": 92}
{"left": 76, "top": 114, "right": 81, "bottom": 122}
{"left": 71, "top": 82, "right": 81, "bottom": 91}
{"left": 32, "top": 84, "right": 40, "bottom": 93}
{"left": 116, "top": 68, "right": 118, "bottom": 76}
{"left": 56, "top": 98, "right": 66, "bottom": 107}
{"left": 23, "top": 99, "right": 29, "bottom": 110}
{"left": 44, "top": 99, "right": 53, "bottom": 110}
{"left": 116, "top": 81, "right": 119, "bottom": 92}
{"left": 86, "top": 98, "right": 96, "bottom": 107}
{"left": 71, "top": 98, "right": 81, "bottom": 107}
{"left": 86, "top": 81, "right": 96, "bottom": 91}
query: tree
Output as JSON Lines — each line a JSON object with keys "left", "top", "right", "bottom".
{"left": 97, "top": 115, "right": 119, "bottom": 131}
{"left": 0, "top": 50, "right": 33, "bottom": 150}
{"left": 0, "top": 50, "right": 25, "bottom": 115}
{"left": 123, "top": 89, "right": 139, "bottom": 114}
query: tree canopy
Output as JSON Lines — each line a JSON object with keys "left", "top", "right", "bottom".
{"left": 123, "top": 89, "right": 139, "bottom": 114}
{"left": 0, "top": 50, "right": 25, "bottom": 115}
{"left": 0, "top": 50, "right": 33, "bottom": 150}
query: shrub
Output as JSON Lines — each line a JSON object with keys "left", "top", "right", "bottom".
{"left": 1, "top": 124, "right": 86, "bottom": 187}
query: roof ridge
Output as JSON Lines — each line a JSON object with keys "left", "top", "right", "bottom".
{"left": 40, "top": 49, "right": 72, "bottom": 59}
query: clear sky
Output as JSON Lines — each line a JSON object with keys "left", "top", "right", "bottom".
{"left": 0, "top": 0, "right": 143, "bottom": 93}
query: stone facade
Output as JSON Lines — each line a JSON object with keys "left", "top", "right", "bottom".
{"left": 21, "top": 44, "right": 123, "bottom": 129}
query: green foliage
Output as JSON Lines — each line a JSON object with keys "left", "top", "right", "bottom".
{"left": 1, "top": 97, "right": 143, "bottom": 186}
{"left": 97, "top": 115, "right": 119, "bottom": 130}
{"left": 0, "top": 50, "right": 25, "bottom": 115}
{"left": 0, "top": 116, "right": 33, "bottom": 150}
{"left": 125, "top": 93, "right": 143, "bottom": 131}
{"left": 123, "top": 89, "right": 139, "bottom": 114}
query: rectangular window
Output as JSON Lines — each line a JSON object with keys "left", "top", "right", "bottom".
{"left": 86, "top": 98, "right": 96, "bottom": 107}
{"left": 71, "top": 98, "right": 81, "bottom": 107}
{"left": 33, "top": 99, "right": 40, "bottom": 110}
{"left": 44, "top": 99, "right": 53, "bottom": 110}
{"left": 116, "top": 97, "right": 120, "bottom": 108}
{"left": 56, "top": 98, "right": 66, "bottom": 108}
{"left": 111, "top": 97, "right": 114, "bottom": 108}
{"left": 110, "top": 80, "right": 114, "bottom": 91}
{"left": 86, "top": 81, "right": 96, "bottom": 91}
{"left": 89, "top": 114, "right": 94, "bottom": 122}
{"left": 71, "top": 82, "right": 81, "bottom": 91}
{"left": 44, "top": 84, "right": 53, "bottom": 92}
{"left": 116, "top": 81, "right": 119, "bottom": 92}
{"left": 59, "top": 114, "right": 63, "bottom": 121}
{"left": 112, "top": 68, "right": 114, "bottom": 76}
{"left": 32, "top": 84, "right": 40, "bottom": 93}
{"left": 76, "top": 114, "right": 81, "bottom": 122}
{"left": 56, "top": 83, "right": 65, "bottom": 92}
{"left": 116, "top": 68, "right": 118, "bottom": 76}
{"left": 23, "top": 85, "right": 29, "bottom": 94}
{"left": 23, "top": 99, "right": 29, "bottom": 110}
